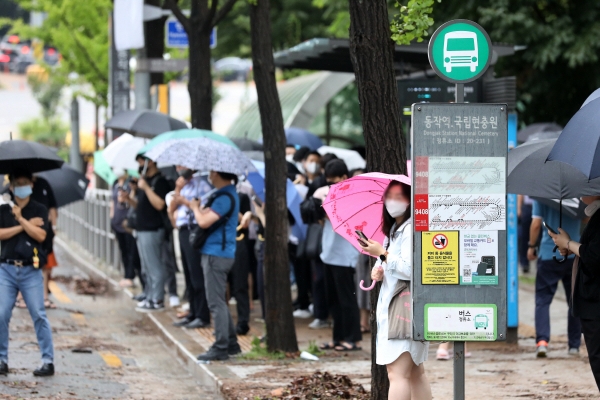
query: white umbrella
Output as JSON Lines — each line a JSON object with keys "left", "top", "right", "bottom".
{"left": 102, "top": 133, "right": 148, "bottom": 171}
{"left": 145, "top": 138, "right": 257, "bottom": 176}
{"left": 317, "top": 145, "right": 366, "bottom": 170}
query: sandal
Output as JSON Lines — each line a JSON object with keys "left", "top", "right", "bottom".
{"left": 360, "top": 325, "right": 371, "bottom": 334}
{"left": 334, "top": 342, "right": 362, "bottom": 352}
{"left": 44, "top": 300, "right": 57, "bottom": 309}
{"left": 14, "top": 299, "right": 26, "bottom": 309}
{"left": 319, "top": 342, "right": 340, "bottom": 350}
{"left": 436, "top": 348, "right": 451, "bottom": 361}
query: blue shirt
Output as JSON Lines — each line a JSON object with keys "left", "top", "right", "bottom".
{"left": 175, "top": 175, "right": 213, "bottom": 228}
{"left": 532, "top": 201, "right": 581, "bottom": 260}
{"left": 201, "top": 185, "right": 239, "bottom": 259}
{"left": 320, "top": 218, "right": 359, "bottom": 267}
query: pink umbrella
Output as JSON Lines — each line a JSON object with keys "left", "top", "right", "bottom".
{"left": 322, "top": 171, "right": 411, "bottom": 290}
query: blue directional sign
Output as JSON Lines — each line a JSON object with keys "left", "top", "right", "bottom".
{"left": 165, "top": 19, "right": 216, "bottom": 49}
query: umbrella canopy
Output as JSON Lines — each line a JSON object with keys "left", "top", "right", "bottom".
{"left": 517, "top": 122, "right": 563, "bottom": 143}
{"left": 525, "top": 131, "right": 560, "bottom": 142}
{"left": 533, "top": 197, "right": 586, "bottom": 219}
{"left": 0, "top": 140, "right": 64, "bottom": 174}
{"left": 581, "top": 88, "right": 600, "bottom": 109}
{"left": 246, "top": 160, "right": 305, "bottom": 240}
{"left": 145, "top": 138, "right": 256, "bottom": 176}
{"left": 508, "top": 139, "right": 600, "bottom": 198}
{"left": 322, "top": 172, "right": 411, "bottom": 255}
{"left": 105, "top": 110, "right": 187, "bottom": 137}
{"left": 93, "top": 151, "right": 117, "bottom": 184}
{"left": 547, "top": 98, "right": 600, "bottom": 179}
{"left": 284, "top": 127, "right": 323, "bottom": 150}
{"left": 243, "top": 150, "right": 264, "bottom": 162}
{"left": 318, "top": 145, "right": 366, "bottom": 170}
{"left": 102, "top": 133, "right": 148, "bottom": 170}
{"left": 37, "top": 164, "right": 89, "bottom": 207}
{"left": 231, "top": 138, "right": 263, "bottom": 151}
{"left": 138, "top": 129, "right": 236, "bottom": 155}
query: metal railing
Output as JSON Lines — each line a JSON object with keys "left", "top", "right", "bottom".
{"left": 57, "top": 189, "right": 122, "bottom": 272}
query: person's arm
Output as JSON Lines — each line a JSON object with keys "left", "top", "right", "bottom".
{"left": 517, "top": 195, "right": 524, "bottom": 219}
{"left": 138, "top": 178, "right": 165, "bottom": 211}
{"left": 528, "top": 217, "right": 542, "bottom": 260}
{"left": 109, "top": 199, "right": 114, "bottom": 219}
{"left": 0, "top": 225, "right": 23, "bottom": 240}
{"left": 190, "top": 198, "right": 220, "bottom": 229}
{"left": 12, "top": 206, "right": 46, "bottom": 243}
{"left": 49, "top": 208, "right": 57, "bottom": 226}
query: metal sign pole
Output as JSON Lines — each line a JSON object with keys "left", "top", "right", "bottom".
{"left": 454, "top": 82, "right": 465, "bottom": 400}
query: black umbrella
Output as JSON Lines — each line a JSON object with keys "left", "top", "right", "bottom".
{"left": 105, "top": 110, "right": 187, "bottom": 137}
{"left": 36, "top": 164, "right": 89, "bottom": 207}
{"left": 0, "top": 140, "right": 64, "bottom": 174}
{"left": 243, "top": 150, "right": 264, "bottom": 162}
{"left": 232, "top": 138, "right": 263, "bottom": 151}
{"left": 517, "top": 122, "right": 562, "bottom": 143}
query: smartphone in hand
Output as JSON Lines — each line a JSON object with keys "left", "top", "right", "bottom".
{"left": 355, "top": 230, "right": 369, "bottom": 247}
{"left": 543, "top": 221, "right": 558, "bottom": 235}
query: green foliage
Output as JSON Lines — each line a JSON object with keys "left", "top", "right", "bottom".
{"left": 27, "top": 74, "right": 64, "bottom": 122}
{"left": 306, "top": 340, "right": 324, "bottom": 357}
{"left": 19, "top": 117, "right": 68, "bottom": 156}
{"left": 391, "top": 0, "right": 440, "bottom": 45}
{"left": 241, "top": 337, "right": 285, "bottom": 360}
{"left": 2, "top": 0, "right": 111, "bottom": 107}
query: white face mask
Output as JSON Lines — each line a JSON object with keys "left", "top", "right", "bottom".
{"left": 385, "top": 199, "right": 408, "bottom": 218}
{"left": 306, "top": 162, "right": 319, "bottom": 175}
{"left": 285, "top": 154, "right": 294, "bottom": 163}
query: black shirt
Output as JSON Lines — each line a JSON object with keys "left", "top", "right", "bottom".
{"left": 307, "top": 174, "right": 327, "bottom": 198}
{"left": 238, "top": 192, "right": 251, "bottom": 238}
{"left": 0, "top": 199, "right": 48, "bottom": 264}
{"left": 135, "top": 173, "right": 171, "bottom": 231}
{"left": 573, "top": 211, "right": 600, "bottom": 319}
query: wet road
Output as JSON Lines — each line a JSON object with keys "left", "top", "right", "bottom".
{"left": 0, "top": 246, "right": 214, "bottom": 399}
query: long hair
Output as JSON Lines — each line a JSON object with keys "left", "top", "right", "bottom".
{"left": 381, "top": 181, "right": 411, "bottom": 238}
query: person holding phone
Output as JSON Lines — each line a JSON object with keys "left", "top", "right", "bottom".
{"left": 549, "top": 195, "right": 600, "bottom": 390}
{"left": 527, "top": 200, "right": 582, "bottom": 358}
{"left": 360, "top": 180, "right": 431, "bottom": 400}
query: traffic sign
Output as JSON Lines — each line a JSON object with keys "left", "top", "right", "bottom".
{"left": 428, "top": 19, "right": 492, "bottom": 84}
{"left": 166, "top": 19, "right": 217, "bottom": 49}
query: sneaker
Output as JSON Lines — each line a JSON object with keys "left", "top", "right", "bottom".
{"left": 536, "top": 341, "right": 548, "bottom": 358}
{"left": 133, "top": 294, "right": 146, "bottom": 302}
{"left": 293, "top": 309, "right": 313, "bottom": 319}
{"left": 197, "top": 347, "right": 229, "bottom": 361}
{"left": 137, "top": 299, "right": 149, "bottom": 308}
{"left": 169, "top": 295, "right": 181, "bottom": 308}
{"left": 153, "top": 301, "right": 165, "bottom": 311}
{"left": 308, "top": 304, "right": 314, "bottom": 314}
{"left": 308, "top": 319, "right": 330, "bottom": 329}
{"left": 0, "top": 361, "right": 7, "bottom": 375}
{"left": 33, "top": 363, "right": 54, "bottom": 377}
{"left": 236, "top": 323, "right": 250, "bottom": 336}
{"left": 136, "top": 301, "right": 163, "bottom": 313}
{"left": 173, "top": 317, "right": 193, "bottom": 327}
{"left": 568, "top": 348, "right": 580, "bottom": 356}
{"left": 228, "top": 343, "right": 242, "bottom": 356}
{"left": 184, "top": 318, "right": 210, "bottom": 329}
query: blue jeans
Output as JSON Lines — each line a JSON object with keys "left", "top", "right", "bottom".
{"left": 0, "top": 263, "right": 54, "bottom": 364}
{"left": 535, "top": 258, "right": 582, "bottom": 349}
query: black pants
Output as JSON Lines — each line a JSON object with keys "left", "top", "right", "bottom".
{"left": 256, "top": 241, "right": 265, "bottom": 319}
{"left": 518, "top": 203, "right": 533, "bottom": 267}
{"left": 161, "top": 232, "right": 178, "bottom": 296}
{"left": 581, "top": 318, "right": 600, "bottom": 391}
{"left": 311, "top": 258, "right": 329, "bottom": 320}
{"left": 178, "top": 229, "right": 210, "bottom": 323}
{"left": 289, "top": 244, "right": 312, "bottom": 310}
{"left": 115, "top": 231, "right": 143, "bottom": 285}
{"left": 229, "top": 239, "right": 250, "bottom": 327}
{"left": 323, "top": 263, "right": 362, "bottom": 344}
{"left": 247, "top": 239, "right": 259, "bottom": 300}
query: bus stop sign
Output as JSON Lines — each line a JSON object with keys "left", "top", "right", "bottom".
{"left": 428, "top": 19, "right": 492, "bottom": 84}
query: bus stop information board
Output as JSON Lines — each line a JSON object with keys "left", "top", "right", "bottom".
{"left": 411, "top": 103, "right": 507, "bottom": 342}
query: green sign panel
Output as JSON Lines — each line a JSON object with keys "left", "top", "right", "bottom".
{"left": 428, "top": 19, "right": 492, "bottom": 84}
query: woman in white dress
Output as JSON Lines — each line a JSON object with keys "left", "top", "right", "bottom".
{"left": 361, "top": 181, "right": 432, "bottom": 400}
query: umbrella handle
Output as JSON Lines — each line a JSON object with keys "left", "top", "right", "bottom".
{"left": 553, "top": 245, "right": 567, "bottom": 264}
{"left": 359, "top": 280, "right": 377, "bottom": 291}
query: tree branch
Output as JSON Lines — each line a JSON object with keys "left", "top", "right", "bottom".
{"left": 203, "top": 0, "right": 219, "bottom": 31}
{"left": 166, "top": 0, "right": 191, "bottom": 33}
{"left": 212, "top": 0, "right": 237, "bottom": 28}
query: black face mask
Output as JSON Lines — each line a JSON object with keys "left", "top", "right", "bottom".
{"left": 178, "top": 169, "right": 194, "bottom": 179}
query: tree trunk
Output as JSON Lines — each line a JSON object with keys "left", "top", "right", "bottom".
{"left": 249, "top": 0, "right": 298, "bottom": 353}
{"left": 187, "top": 24, "right": 213, "bottom": 130}
{"left": 144, "top": 0, "right": 166, "bottom": 86}
{"left": 348, "top": 0, "right": 407, "bottom": 398}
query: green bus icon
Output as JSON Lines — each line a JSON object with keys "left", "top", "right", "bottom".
{"left": 444, "top": 31, "right": 478, "bottom": 73}
{"left": 474, "top": 314, "right": 489, "bottom": 329}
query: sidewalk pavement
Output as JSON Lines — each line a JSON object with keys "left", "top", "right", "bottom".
{"left": 55, "top": 235, "right": 598, "bottom": 399}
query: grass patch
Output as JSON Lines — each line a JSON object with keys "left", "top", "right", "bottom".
{"left": 306, "top": 340, "right": 324, "bottom": 357}
{"left": 241, "top": 336, "right": 285, "bottom": 360}
{"left": 519, "top": 275, "right": 536, "bottom": 285}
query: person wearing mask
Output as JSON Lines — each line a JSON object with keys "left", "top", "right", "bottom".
{"left": 169, "top": 167, "right": 211, "bottom": 329}
{"left": 362, "top": 180, "right": 431, "bottom": 400}
{"left": 318, "top": 160, "right": 362, "bottom": 352}
{"left": 528, "top": 200, "right": 582, "bottom": 357}
{"left": 304, "top": 151, "right": 327, "bottom": 198}
{"left": 550, "top": 195, "right": 600, "bottom": 390}
{"left": 0, "top": 169, "right": 55, "bottom": 377}
{"left": 125, "top": 157, "right": 172, "bottom": 312}
{"left": 190, "top": 170, "right": 241, "bottom": 361}
{"left": 110, "top": 170, "right": 143, "bottom": 289}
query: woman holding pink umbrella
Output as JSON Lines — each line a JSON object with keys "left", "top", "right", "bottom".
{"left": 360, "top": 180, "right": 432, "bottom": 400}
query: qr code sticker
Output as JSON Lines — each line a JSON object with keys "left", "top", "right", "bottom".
{"left": 464, "top": 268, "right": 471, "bottom": 277}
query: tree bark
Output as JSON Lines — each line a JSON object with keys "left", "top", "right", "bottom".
{"left": 249, "top": 0, "right": 298, "bottom": 353}
{"left": 145, "top": 0, "right": 167, "bottom": 86}
{"left": 348, "top": 0, "right": 407, "bottom": 399}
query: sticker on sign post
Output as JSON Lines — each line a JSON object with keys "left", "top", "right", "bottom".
{"left": 460, "top": 231, "right": 498, "bottom": 285}
{"left": 421, "top": 231, "right": 459, "bottom": 284}
{"left": 425, "top": 304, "right": 497, "bottom": 341}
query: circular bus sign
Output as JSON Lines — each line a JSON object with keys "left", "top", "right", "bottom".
{"left": 428, "top": 19, "right": 492, "bottom": 84}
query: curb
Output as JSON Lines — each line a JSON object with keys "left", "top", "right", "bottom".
{"left": 54, "top": 236, "right": 226, "bottom": 399}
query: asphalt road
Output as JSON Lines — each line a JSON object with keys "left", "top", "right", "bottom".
{"left": 0, "top": 246, "right": 214, "bottom": 400}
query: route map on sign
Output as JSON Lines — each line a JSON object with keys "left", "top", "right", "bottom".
{"left": 429, "top": 194, "right": 505, "bottom": 231}
{"left": 428, "top": 157, "right": 505, "bottom": 194}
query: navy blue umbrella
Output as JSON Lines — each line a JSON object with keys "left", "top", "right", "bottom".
{"left": 285, "top": 127, "right": 323, "bottom": 150}
{"left": 547, "top": 98, "right": 600, "bottom": 179}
